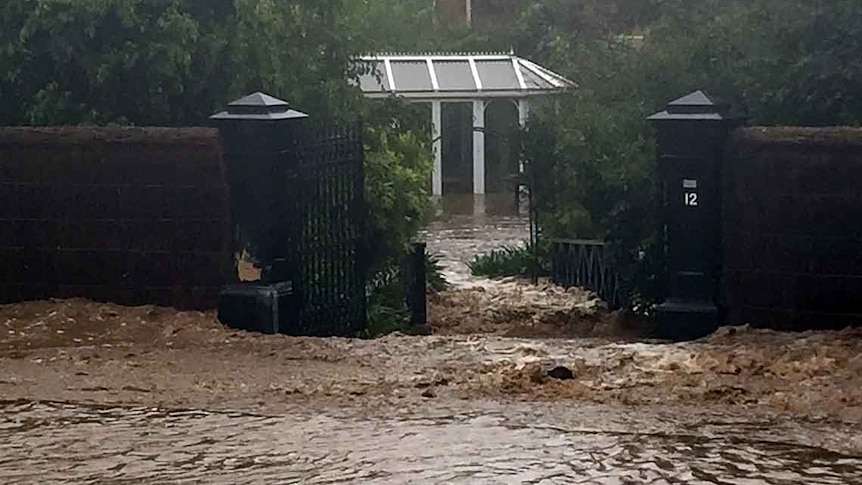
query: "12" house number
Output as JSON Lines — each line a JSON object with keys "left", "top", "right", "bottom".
{"left": 684, "top": 192, "right": 699, "bottom": 207}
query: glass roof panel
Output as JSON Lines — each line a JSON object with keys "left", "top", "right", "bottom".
{"left": 390, "top": 61, "right": 433, "bottom": 91}
{"left": 475, "top": 60, "right": 519, "bottom": 90}
{"left": 354, "top": 54, "right": 574, "bottom": 97}
{"left": 357, "top": 61, "right": 389, "bottom": 92}
{"left": 520, "top": 66, "right": 553, "bottom": 90}
{"left": 434, "top": 61, "right": 475, "bottom": 91}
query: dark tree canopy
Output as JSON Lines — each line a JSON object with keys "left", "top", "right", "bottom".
{"left": 0, "top": 0, "right": 367, "bottom": 126}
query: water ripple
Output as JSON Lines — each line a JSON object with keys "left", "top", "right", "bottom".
{"left": 1, "top": 402, "right": 860, "bottom": 484}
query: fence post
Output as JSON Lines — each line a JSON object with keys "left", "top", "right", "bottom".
{"left": 647, "top": 90, "right": 739, "bottom": 340}
{"left": 405, "top": 242, "right": 428, "bottom": 328}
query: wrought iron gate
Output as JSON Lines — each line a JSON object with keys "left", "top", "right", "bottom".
{"left": 281, "top": 123, "right": 367, "bottom": 336}
{"left": 549, "top": 238, "right": 625, "bottom": 309}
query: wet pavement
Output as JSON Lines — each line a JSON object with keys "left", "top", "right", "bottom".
{"left": 3, "top": 400, "right": 862, "bottom": 484}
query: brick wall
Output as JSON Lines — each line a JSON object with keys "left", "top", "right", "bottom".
{"left": 0, "top": 127, "right": 235, "bottom": 309}
{"left": 724, "top": 127, "right": 862, "bottom": 330}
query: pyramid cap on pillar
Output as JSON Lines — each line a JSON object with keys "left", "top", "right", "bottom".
{"left": 648, "top": 90, "right": 733, "bottom": 121}
{"left": 210, "top": 92, "right": 309, "bottom": 121}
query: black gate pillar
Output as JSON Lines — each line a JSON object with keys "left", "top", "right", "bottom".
{"left": 648, "top": 90, "right": 737, "bottom": 340}
{"left": 210, "top": 92, "right": 308, "bottom": 281}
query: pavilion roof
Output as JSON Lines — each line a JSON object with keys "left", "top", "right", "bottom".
{"left": 355, "top": 52, "right": 576, "bottom": 100}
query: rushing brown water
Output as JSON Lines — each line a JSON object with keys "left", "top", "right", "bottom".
{"left": 420, "top": 195, "right": 531, "bottom": 287}
{"left": 2, "top": 195, "right": 861, "bottom": 484}
{"left": 2, "top": 400, "right": 861, "bottom": 484}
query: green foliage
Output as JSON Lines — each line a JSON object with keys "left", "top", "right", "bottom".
{"left": 425, "top": 252, "right": 449, "bottom": 293}
{"left": 363, "top": 100, "right": 434, "bottom": 276}
{"left": 642, "top": 0, "right": 862, "bottom": 126}
{"left": 468, "top": 243, "right": 547, "bottom": 279}
{"left": 363, "top": 249, "right": 448, "bottom": 338}
{"left": 360, "top": 102, "right": 439, "bottom": 337}
{"left": 364, "top": 277, "right": 411, "bottom": 338}
{"left": 0, "top": 0, "right": 368, "bottom": 125}
{"left": 343, "top": 0, "right": 437, "bottom": 52}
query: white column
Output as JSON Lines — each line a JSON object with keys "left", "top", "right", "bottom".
{"left": 431, "top": 101, "right": 443, "bottom": 196}
{"left": 518, "top": 98, "right": 530, "bottom": 128}
{"left": 472, "top": 99, "right": 485, "bottom": 195}
{"left": 465, "top": 0, "right": 472, "bottom": 25}
{"left": 517, "top": 98, "right": 530, "bottom": 173}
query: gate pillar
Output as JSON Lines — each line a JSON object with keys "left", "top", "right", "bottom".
{"left": 648, "top": 90, "right": 738, "bottom": 340}
{"left": 210, "top": 92, "right": 308, "bottom": 280}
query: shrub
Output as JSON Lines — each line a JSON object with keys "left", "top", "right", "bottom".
{"left": 363, "top": 249, "right": 449, "bottom": 338}
{"left": 364, "top": 275, "right": 411, "bottom": 338}
{"left": 468, "top": 242, "right": 548, "bottom": 279}
{"left": 425, "top": 252, "right": 450, "bottom": 293}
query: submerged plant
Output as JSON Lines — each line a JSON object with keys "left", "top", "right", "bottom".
{"left": 467, "top": 242, "right": 548, "bottom": 279}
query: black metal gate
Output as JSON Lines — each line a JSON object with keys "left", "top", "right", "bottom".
{"left": 549, "top": 238, "right": 625, "bottom": 309}
{"left": 284, "top": 123, "right": 367, "bottom": 336}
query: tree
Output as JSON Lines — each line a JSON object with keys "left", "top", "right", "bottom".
{"left": 0, "top": 0, "right": 369, "bottom": 125}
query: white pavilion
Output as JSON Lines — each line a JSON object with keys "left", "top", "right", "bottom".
{"left": 356, "top": 52, "right": 575, "bottom": 198}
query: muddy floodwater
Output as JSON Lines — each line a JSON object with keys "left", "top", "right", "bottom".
{"left": 2, "top": 196, "right": 862, "bottom": 483}
{"left": 3, "top": 399, "right": 862, "bottom": 484}
{"left": 420, "top": 195, "right": 531, "bottom": 287}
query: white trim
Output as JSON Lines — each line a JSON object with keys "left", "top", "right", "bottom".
{"left": 512, "top": 58, "right": 527, "bottom": 90}
{"left": 426, "top": 59, "right": 440, "bottom": 92}
{"left": 518, "top": 98, "right": 530, "bottom": 175}
{"left": 359, "top": 54, "right": 513, "bottom": 62}
{"left": 384, "top": 58, "right": 396, "bottom": 91}
{"left": 468, "top": 57, "right": 483, "bottom": 91}
{"left": 363, "top": 90, "right": 551, "bottom": 100}
{"left": 518, "top": 98, "right": 530, "bottom": 127}
{"left": 473, "top": 100, "right": 486, "bottom": 195}
{"left": 431, "top": 101, "right": 443, "bottom": 196}
{"left": 519, "top": 59, "right": 565, "bottom": 88}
